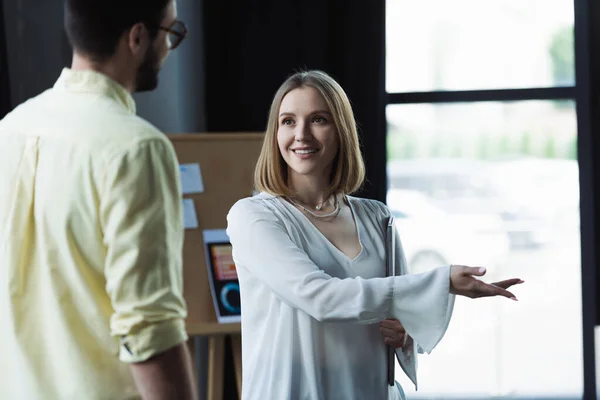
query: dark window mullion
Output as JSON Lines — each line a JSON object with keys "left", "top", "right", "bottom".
{"left": 575, "top": 0, "right": 599, "bottom": 398}
{"left": 387, "top": 86, "right": 575, "bottom": 104}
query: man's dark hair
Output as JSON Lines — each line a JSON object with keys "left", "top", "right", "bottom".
{"left": 64, "top": 0, "right": 171, "bottom": 62}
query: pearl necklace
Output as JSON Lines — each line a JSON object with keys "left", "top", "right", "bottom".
{"left": 287, "top": 195, "right": 341, "bottom": 220}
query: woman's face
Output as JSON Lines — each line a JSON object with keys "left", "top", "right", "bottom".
{"left": 277, "top": 86, "right": 339, "bottom": 182}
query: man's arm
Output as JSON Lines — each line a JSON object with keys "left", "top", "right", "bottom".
{"left": 130, "top": 343, "right": 197, "bottom": 400}
{"left": 100, "top": 137, "right": 193, "bottom": 397}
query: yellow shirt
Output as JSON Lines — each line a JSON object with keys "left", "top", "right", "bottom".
{"left": 0, "top": 68, "right": 188, "bottom": 399}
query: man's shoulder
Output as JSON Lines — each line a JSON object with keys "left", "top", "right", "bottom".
{"left": 103, "top": 120, "right": 174, "bottom": 165}
{"left": 0, "top": 87, "right": 168, "bottom": 147}
{"left": 75, "top": 94, "right": 174, "bottom": 160}
{"left": 66, "top": 109, "right": 172, "bottom": 165}
{"left": 114, "top": 115, "right": 168, "bottom": 147}
{"left": 0, "top": 89, "right": 51, "bottom": 125}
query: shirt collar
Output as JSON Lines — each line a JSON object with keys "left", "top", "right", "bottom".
{"left": 53, "top": 68, "right": 136, "bottom": 114}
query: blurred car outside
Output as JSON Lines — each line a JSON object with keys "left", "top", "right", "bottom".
{"left": 386, "top": 188, "right": 510, "bottom": 276}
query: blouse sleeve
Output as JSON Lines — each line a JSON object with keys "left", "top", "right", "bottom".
{"left": 390, "top": 210, "right": 456, "bottom": 390}
{"left": 226, "top": 198, "right": 454, "bottom": 351}
{"left": 391, "top": 215, "right": 456, "bottom": 354}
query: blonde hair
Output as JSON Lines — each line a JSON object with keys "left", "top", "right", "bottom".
{"left": 254, "top": 70, "right": 365, "bottom": 197}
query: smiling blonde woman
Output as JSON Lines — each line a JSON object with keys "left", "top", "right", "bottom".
{"left": 226, "top": 70, "right": 523, "bottom": 400}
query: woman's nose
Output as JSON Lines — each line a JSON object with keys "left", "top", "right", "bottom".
{"left": 294, "top": 121, "right": 312, "bottom": 141}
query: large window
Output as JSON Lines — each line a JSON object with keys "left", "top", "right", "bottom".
{"left": 386, "top": 1, "right": 582, "bottom": 398}
{"left": 387, "top": 0, "right": 575, "bottom": 92}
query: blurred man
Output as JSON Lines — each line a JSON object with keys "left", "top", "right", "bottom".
{"left": 0, "top": 1, "right": 197, "bottom": 398}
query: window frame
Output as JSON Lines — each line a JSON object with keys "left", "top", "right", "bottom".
{"left": 383, "top": 1, "right": 597, "bottom": 398}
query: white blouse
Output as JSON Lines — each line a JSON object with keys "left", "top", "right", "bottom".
{"left": 226, "top": 193, "right": 455, "bottom": 400}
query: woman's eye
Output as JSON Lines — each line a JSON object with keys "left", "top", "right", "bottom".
{"left": 282, "top": 119, "right": 294, "bottom": 126}
{"left": 312, "top": 116, "right": 326, "bottom": 123}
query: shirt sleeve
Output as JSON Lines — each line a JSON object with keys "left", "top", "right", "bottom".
{"left": 100, "top": 137, "right": 188, "bottom": 363}
{"left": 226, "top": 198, "right": 454, "bottom": 347}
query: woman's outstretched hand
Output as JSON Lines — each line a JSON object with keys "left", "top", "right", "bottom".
{"left": 450, "top": 265, "right": 524, "bottom": 301}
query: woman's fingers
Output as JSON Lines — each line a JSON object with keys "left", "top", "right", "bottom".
{"left": 492, "top": 278, "right": 524, "bottom": 289}
{"left": 380, "top": 327, "right": 399, "bottom": 337}
{"left": 458, "top": 265, "right": 487, "bottom": 277}
{"left": 451, "top": 265, "right": 523, "bottom": 301}
{"left": 384, "top": 337, "right": 407, "bottom": 348}
{"left": 379, "top": 319, "right": 406, "bottom": 332}
{"left": 379, "top": 325, "right": 406, "bottom": 336}
{"left": 381, "top": 330, "right": 407, "bottom": 348}
{"left": 477, "top": 281, "right": 518, "bottom": 301}
{"left": 380, "top": 321, "right": 408, "bottom": 348}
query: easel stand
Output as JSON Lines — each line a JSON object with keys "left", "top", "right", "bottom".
{"left": 168, "top": 133, "right": 264, "bottom": 400}
{"left": 189, "top": 323, "right": 242, "bottom": 400}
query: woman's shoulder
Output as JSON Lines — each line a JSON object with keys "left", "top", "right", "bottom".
{"left": 346, "top": 195, "right": 391, "bottom": 218}
{"left": 228, "top": 192, "right": 281, "bottom": 220}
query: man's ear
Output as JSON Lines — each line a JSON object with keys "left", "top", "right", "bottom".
{"left": 127, "top": 23, "right": 149, "bottom": 57}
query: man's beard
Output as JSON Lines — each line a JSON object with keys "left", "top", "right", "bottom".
{"left": 134, "top": 46, "right": 161, "bottom": 92}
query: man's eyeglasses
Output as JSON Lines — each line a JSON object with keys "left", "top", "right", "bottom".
{"left": 159, "top": 20, "right": 188, "bottom": 50}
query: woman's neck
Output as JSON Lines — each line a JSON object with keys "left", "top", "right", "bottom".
{"left": 287, "top": 173, "right": 332, "bottom": 209}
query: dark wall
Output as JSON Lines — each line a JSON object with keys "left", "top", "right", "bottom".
{"left": 202, "top": 0, "right": 387, "bottom": 201}
{"left": 133, "top": 0, "right": 206, "bottom": 133}
{"left": 0, "top": 0, "right": 10, "bottom": 119}
{"left": 2, "top": 0, "right": 68, "bottom": 107}
{"left": 1, "top": 0, "right": 205, "bottom": 132}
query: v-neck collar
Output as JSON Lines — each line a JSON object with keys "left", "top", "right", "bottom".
{"left": 278, "top": 194, "right": 365, "bottom": 262}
